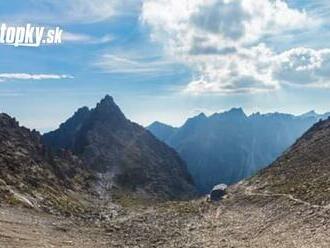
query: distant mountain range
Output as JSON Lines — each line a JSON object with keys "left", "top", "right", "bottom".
{"left": 148, "top": 108, "right": 330, "bottom": 192}
{"left": 1, "top": 95, "right": 329, "bottom": 211}
{"left": 1, "top": 96, "right": 329, "bottom": 247}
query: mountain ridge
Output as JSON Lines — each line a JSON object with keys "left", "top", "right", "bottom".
{"left": 148, "top": 108, "right": 330, "bottom": 192}
{"left": 43, "top": 95, "right": 197, "bottom": 200}
{"left": 1, "top": 105, "right": 329, "bottom": 247}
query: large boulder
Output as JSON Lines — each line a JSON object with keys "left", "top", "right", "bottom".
{"left": 210, "top": 184, "right": 227, "bottom": 201}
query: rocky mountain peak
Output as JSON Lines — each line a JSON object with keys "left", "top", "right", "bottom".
{"left": 184, "top": 112, "right": 207, "bottom": 125}
{"left": 300, "top": 110, "right": 318, "bottom": 118}
{"left": 76, "top": 106, "right": 90, "bottom": 115}
{"left": 224, "top": 107, "right": 246, "bottom": 118}
{"left": 0, "top": 113, "right": 18, "bottom": 128}
{"left": 196, "top": 112, "right": 207, "bottom": 118}
{"left": 98, "top": 94, "right": 115, "bottom": 106}
{"left": 209, "top": 107, "right": 247, "bottom": 122}
{"left": 93, "top": 95, "right": 126, "bottom": 122}
{"left": 43, "top": 95, "right": 197, "bottom": 200}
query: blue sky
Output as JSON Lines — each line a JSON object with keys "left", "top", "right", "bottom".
{"left": 0, "top": 0, "right": 330, "bottom": 132}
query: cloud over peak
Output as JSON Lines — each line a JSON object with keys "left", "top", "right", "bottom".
{"left": 142, "top": 0, "right": 327, "bottom": 94}
{"left": 273, "top": 47, "right": 330, "bottom": 87}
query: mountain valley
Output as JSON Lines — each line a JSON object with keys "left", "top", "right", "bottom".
{"left": 0, "top": 96, "right": 329, "bottom": 247}
{"left": 148, "top": 109, "right": 330, "bottom": 192}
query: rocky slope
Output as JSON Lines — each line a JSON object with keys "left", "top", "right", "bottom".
{"left": 148, "top": 109, "right": 330, "bottom": 192}
{"left": 0, "top": 113, "right": 93, "bottom": 214}
{"left": 247, "top": 117, "right": 330, "bottom": 206}
{"left": 43, "top": 95, "right": 196, "bottom": 200}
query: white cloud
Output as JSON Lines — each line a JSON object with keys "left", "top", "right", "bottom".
{"left": 0, "top": 73, "right": 73, "bottom": 81}
{"left": 62, "top": 32, "right": 113, "bottom": 44}
{"left": 185, "top": 46, "right": 330, "bottom": 94}
{"left": 142, "top": 0, "right": 312, "bottom": 53}
{"left": 184, "top": 43, "right": 278, "bottom": 94}
{"left": 273, "top": 47, "right": 330, "bottom": 87}
{"left": 95, "top": 53, "right": 180, "bottom": 75}
{"left": 141, "top": 0, "right": 325, "bottom": 94}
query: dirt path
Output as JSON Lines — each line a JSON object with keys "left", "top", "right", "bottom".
{"left": 244, "top": 186, "right": 330, "bottom": 210}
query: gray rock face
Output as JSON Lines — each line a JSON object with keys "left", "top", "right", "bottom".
{"left": 43, "top": 95, "right": 197, "bottom": 200}
{"left": 148, "top": 109, "right": 330, "bottom": 193}
{"left": 0, "top": 113, "right": 92, "bottom": 213}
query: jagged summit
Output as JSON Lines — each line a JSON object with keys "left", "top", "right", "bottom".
{"left": 227, "top": 107, "right": 245, "bottom": 115}
{"left": 196, "top": 112, "right": 207, "bottom": 118}
{"left": 0, "top": 113, "right": 18, "bottom": 127}
{"left": 222, "top": 107, "right": 246, "bottom": 118}
{"left": 76, "top": 106, "right": 90, "bottom": 114}
{"left": 209, "top": 107, "right": 247, "bottom": 120}
{"left": 299, "top": 110, "right": 330, "bottom": 121}
{"left": 101, "top": 94, "right": 114, "bottom": 103}
{"left": 187, "top": 112, "right": 207, "bottom": 121}
{"left": 306, "top": 110, "right": 317, "bottom": 115}
{"left": 43, "top": 95, "right": 196, "bottom": 200}
{"left": 96, "top": 95, "right": 116, "bottom": 110}
{"left": 93, "top": 95, "right": 126, "bottom": 121}
{"left": 300, "top": 110, "right": 318, "bottom": 118}
{"left": 183, "top": 112, "right": 207, "bottom": 127}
